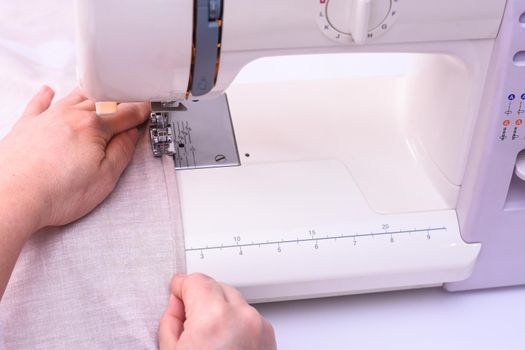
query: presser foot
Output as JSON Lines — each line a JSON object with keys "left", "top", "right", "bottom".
{"left": 149, "top": 95, "right": 240, "bottom": 170}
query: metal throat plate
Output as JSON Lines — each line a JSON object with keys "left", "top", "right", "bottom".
{"left": 150, "top": 95, "right": 240, "bottom": 170}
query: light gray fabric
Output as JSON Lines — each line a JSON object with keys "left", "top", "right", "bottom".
{"left": 0, "top": 325, "right": 4, "bottom": 350}
{"left": 0, "top": 133, "right": 185, "bottom": 349}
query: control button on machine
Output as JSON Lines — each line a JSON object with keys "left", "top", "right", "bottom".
{"left": 326, "top": 0, "right": 391, "bottom": 43}
{"left": 513, "top": 51, "right": 525, "bottom": 67}
{"left": 515, "top": 151, "right": 525, "bottom": 181}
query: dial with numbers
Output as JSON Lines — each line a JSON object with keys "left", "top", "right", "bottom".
{"left": 317, "top": 0, "right": 400, "bottom": 43}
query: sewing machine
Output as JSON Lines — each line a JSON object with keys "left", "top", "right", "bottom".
{"left": 76, "top": 0, "right": 525, "bottom": 302}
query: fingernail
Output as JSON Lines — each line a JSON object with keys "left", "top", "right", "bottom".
{"left": 39, "top": 85, "right": 53, "bottom": 96}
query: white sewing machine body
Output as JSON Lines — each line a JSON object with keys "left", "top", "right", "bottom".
{"left": 76, "top": 0, "right": 525, "bottom": 302}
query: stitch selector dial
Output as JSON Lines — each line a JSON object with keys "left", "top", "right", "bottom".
{"left": 318, "top": 0, "right": 398, "bottom": 44}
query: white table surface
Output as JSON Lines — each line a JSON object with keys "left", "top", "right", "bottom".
{"left": 256, "top": 286, "right": 525, "bottom": 350}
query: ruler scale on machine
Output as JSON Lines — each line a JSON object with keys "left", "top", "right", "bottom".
{"left": 186, "top": 226, "right": 445, "bottom": 254}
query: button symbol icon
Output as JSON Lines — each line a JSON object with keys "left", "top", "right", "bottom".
{"left": 509, "top": 94, "right": 516, "bottom": 101}
{"left": 517, "top": 119, "right": 523, "bottom": 126}
{"left": 503, "top": 120, "right": 511, "bottom": 127}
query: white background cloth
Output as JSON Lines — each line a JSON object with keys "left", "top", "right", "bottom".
{"left": 1, "top": 1, "right": 525, "bottom": 349}
{"left": 0, "top": 0, "right": 78, "bottom": 138}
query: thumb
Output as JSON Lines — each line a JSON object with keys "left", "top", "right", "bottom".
{"left": 158, "top": 295, "right": 185, "bottom": 349}
{"left": 22, "top": 85, "right": 55, "bottom": 118}
{"left": 101, "top": 128, "right": 140, "bottom": 182}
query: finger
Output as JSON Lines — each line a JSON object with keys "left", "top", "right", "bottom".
{"left": 75, "top": 99, "right": 96, "bottom": 111}
{"left": 219, "top": 283, "right": 247, "bottom": 304}
{"left": 100, "top": 127, "right": 140, "bottom": 182}
{"left": 101, "top": 102, "right": 150, "bottom": 137}
{"left": 171, "top": 273, "right": 228, "bottom": 311}
{"left": 262, "top": 320, "right": 277, "bottom": 350}
{"left": 22, "top": 85, "right": 55, "bottom": 118}
{"left": 158, "top": 295, "right": 185, "bottom": 350}
{"left": 57, "top": 87, "right": 89, "bottom": 106}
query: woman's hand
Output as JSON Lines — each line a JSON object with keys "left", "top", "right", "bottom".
{"left": 0, "top": 85, "right": 150, "bottom": 300}
{"left": 159, "top": 273, "right": 277, "bottom": 350}
{"left": 0, "top": 86, "right": 150, "bottom": 232}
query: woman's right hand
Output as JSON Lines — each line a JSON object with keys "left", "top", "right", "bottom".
{"left": 158, "top": 273, "right": 277, "bottom": 350}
